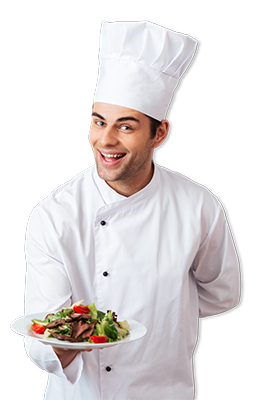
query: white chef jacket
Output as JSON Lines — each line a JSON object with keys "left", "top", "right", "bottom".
{"left": 24, "top": 163, "right": 240, "bottom": 400}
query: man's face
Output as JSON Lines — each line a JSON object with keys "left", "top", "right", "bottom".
{"left": 89, "top": 102, "right": 157, "bottom": 194}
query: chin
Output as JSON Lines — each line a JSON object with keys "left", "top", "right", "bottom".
{"left": 96, "top": 165, "right": 117, "bottom": 182}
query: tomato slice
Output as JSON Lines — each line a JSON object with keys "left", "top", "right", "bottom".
{"left": 73, "top": 305, "right": 90, "bottom": 314}
{"left": 31, "top": 323, "right": 46, "bottom": 334}
{"left": 89, "top": 335, "right": 108, "bottom": 344}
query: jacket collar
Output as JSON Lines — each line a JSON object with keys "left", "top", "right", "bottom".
{"left": 92, "top": 163, "right": 158, "bottom": 207}
{"left": 93, "top": 167, "right": 126, "bottom": 205}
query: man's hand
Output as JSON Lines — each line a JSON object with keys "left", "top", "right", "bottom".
{"left": 52, "top": 347, "right": 92, "bottom": 369}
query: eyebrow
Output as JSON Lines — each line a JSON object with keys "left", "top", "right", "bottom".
{"left": 92, "top": 112, "right": 140, "bottom": 124}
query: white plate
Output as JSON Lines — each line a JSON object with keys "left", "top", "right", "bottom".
{"left": 11, "top": 312, "right": 147, "bottom": 350}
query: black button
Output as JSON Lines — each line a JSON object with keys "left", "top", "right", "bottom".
{"left": 103, "top": 271, "right": 108, "bottom": 277}
{"left": 106, "top": 366, "right": 112, "bottom": 372}
{"left": 100, "top": 220, "right": 106, "bottom": 226}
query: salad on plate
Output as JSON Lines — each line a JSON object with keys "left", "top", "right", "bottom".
{"left": 30, "top": 300, "right": 130, "bottom": 344}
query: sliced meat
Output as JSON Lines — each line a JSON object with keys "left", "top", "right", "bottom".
{"left": 45, "top": 316, "right": 73, "bottom": 328}
{"left": 45, "top": 313, "right": 55, "bottom": 320}
{"left": 70, "top": 321, "right": 80, "bottom": 338}
{"left": 81, "top": 321, "right": 98, "bottom": 339}
{"left": 50, "top": 332, "right": 83, "bottom": 342}
{"left": 71, "top": 320, "right": 97, "bottom": 339}
{"left": 70, "top": 313, "right": 92, "bottom": 321}
{"left": 70, "top": 320, "right": 84, "bottom": 338}
{"left": 45, "top": 319, "right": 66, "bottom": 329}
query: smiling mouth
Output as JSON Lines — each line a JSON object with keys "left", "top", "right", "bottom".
{"left": 100, "top": 152, "right": 126, "bottom": 162}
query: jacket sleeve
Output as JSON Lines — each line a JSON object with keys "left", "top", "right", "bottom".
{"left": 192, "top": 202, "right": 241, "bottom": 318}
{"left": 24, "top": 206, "right": 83, "bottom": 384}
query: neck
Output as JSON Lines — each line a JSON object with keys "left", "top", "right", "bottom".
{"left": 105, "top": 163, "right": 154, "bottom": 197}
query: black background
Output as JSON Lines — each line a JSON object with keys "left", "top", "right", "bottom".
{"left": 10, "top": 20, "right": 246, "bottom": 400}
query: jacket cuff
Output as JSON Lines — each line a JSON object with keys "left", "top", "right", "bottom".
{"left": 63, "top": 351, "right": 84, "bottom": 384}
{"left": 24, "top": 338, "right": 83, "bottom": 384}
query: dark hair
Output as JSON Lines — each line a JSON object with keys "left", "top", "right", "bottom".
{"left": 148, "top": 116, "right": 161, "bottom": 138}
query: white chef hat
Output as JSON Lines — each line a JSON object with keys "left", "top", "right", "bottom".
{"left": 94, "top": 21, "right": 198, "bottom": 121}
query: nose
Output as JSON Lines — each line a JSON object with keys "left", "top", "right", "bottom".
{"left": 100, "top": 125, "right": 119, "bottom": 147}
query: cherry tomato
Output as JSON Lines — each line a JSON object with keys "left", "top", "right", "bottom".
{"left": 89, "top": 335, "right": 108, "bottom": 344}
{"left": 31, "top": 323, "right": 46, "bottom": 334}
{"left": 73, "top": 305, "right": 90, "bottom": 314}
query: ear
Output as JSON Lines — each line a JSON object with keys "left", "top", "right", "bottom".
{"left": 152, "top": 120, "right": 169, "bottom": 149}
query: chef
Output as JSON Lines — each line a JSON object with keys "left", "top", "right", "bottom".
{"left": 24, "top": 21, "right": 240, "bottom": 400}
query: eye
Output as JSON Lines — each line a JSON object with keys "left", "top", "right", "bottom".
{"left": 120, "top": 125, "right": 132, "bottom": 132}
{"left": 96, "top": 120, "right": 105, "bottom": 127}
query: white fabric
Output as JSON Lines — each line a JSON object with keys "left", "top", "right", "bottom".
{"left": 24, "top": 163, "right": 240, "bottom": 400}
{"left": 94, "top": 21, "right": 198, "bottom": 121}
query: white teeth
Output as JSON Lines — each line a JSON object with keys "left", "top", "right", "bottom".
{"left": 101, "top": 153, "right": 123, "bottom": 158}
